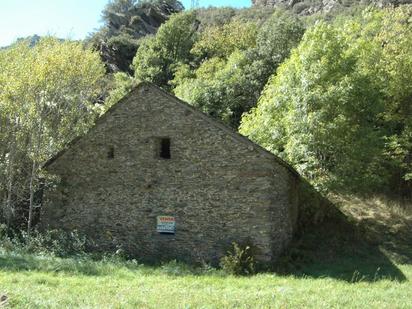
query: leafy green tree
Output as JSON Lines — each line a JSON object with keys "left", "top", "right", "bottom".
{"left": 133, "top": 11, "right": 198, "bottom": 89}
{"left": 191, "top": 20, "right": 257, "bottom": 60}
{"left": 370, "top": 6, "right": 412, "bottom": 195}
{"left": 104, "top": 72, "right": 137, "bottom": 111}
{"left": 253, "top": 10, "right": 304, "bottom": 83}
{"left": 0, "top": 38, "right": 105, "bottom": 231}
{"left": 173, "top": 10, "right": 304, "bottom": 128}
{"left": 240, "top": 6, "right": 412, "bottom": 194}
{"left": 174, "top": 51, "right": 261, "bottom": 127}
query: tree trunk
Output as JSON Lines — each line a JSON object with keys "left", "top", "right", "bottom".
{"left": 27, "top": 108, "right": 44, "bottom": 238}
{"left": 5, "top": 136, "right": 16, "bottom": 229}
{"left": 27, "top": 160, "right": 37, "bottom": 237}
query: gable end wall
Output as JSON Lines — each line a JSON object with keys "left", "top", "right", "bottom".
{"left": 41, "top": 84, "right": 297, "bottom": 264}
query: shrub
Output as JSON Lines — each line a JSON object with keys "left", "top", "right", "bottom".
{"left": 219, "top": 242, "right": 256, "bottom": 276}
{"left": 0, "top": 224, "right": 7, "bottom": 238}
{"left": 160, "top": 260, "right": 196, "bottom": 276}
{"left": 0, "top": 229, "right": 87, "bottom": 257}
{"left": 0, "top": 224, "right": 14, "bottom": 252}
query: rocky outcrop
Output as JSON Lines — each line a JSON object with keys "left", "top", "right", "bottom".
{"left": 252, "top": 0, "right": 412, "bottom": 15}
{"left": 92, "top": 1, "right": 184, "bottom": 73}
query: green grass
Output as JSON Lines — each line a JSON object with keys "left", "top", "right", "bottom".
{"left": 0, "top": 253, "right": 411, "bottom": 308}
{"left": 0, "top": 195, "right": 411, "bottom": 308}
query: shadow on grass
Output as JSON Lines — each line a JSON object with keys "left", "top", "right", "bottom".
{"left": 0, "top": 253, "right": 141, "bottom": 276}
{"left": 0, "top": 252, "right": 209, "bottom": 277}
{"left": 350, "top": 197, "right": 412, "bottom": 265}
{"left": 276, "top": 200, "right": 409, "bottom": 282}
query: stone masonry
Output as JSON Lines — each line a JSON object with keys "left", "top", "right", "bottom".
{"left": 41, "top": 82, "right": 300, "bottom": 264}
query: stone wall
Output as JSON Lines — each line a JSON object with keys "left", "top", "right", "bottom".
{"left": 41, "top": 83, "right": 298, "bottom": 264}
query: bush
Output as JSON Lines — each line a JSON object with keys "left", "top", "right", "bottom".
{"left": 0, "top": 229, "right": 87, "bottom": 257}
{"left": 160, "top": 260, "right": 197, "bottom": 276}
{"left": 0, "top": 224, "right": 7, "bottom": 238}
{"left": 219, "top": 242, "right": 256, "bottom": 276}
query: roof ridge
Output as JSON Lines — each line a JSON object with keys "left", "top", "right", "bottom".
{"left": 43, "top": 81, "right": 299, "bottom": 178}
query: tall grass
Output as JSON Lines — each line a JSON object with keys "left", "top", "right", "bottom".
{"left": 0, "top": 252, "right": 411, "bottom": 308}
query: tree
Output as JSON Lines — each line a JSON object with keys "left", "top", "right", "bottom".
{"left": 104, "top": 72, "right": 137, "bottom": 111}
{"left": 252, "top": 10, "right": 304, "bottom": 86}
{"left": 0, "top": 42, "right": 33, "bottom": 227}
{"left": 0, "top": 38, "right": 105, "bottom": 232}
{"left": 240, "top": 6, "right": 412, "bottom": 194}
{"left": 191, "top": 20, "right": 257, "bottom": 60}
{"left": 173, "top": 10, "right": 304, "bottom": 128}
{"left": 173, "top": 51, "right": 261, "bottom": 127}
{"left": 370, "top": 6, "right": 412, "bottom": 196}
{"left": 133, "top": 11, "right": 199, "bottom": 89}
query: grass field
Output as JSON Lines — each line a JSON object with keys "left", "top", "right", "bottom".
{"left": 0, "top": 195, "right": 411, "bottom": 308}
{"left": 0, "top": 253, "right": 411, "bottom": 308}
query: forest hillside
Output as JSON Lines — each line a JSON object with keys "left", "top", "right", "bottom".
{"left": 1, "top": 2, "right": 412, "bottom": 307}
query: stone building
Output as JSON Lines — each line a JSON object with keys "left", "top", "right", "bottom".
{"left": 41, "top": 82, "right": 300, "bottom": 264}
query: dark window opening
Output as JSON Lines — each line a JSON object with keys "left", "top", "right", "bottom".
{"left": 107, "top": 146, "right": 114, "bottom": 159}
{"left": 159, "top": 138, "right": 171, "bottom": 159}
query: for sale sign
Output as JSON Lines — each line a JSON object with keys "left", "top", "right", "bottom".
{"left": 156, "top": 216, "right": 176, "bottom": 234}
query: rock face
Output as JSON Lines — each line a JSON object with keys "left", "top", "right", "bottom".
{"left": 41, "top": 82, "right": 300, "bottom": 265}
{"left": 252, "top": 0, "right": 412, "bottom": 15}
{"left": 94, "top": 1, "right": 183, "bottom": 73}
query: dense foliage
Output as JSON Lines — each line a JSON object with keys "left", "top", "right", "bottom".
{"left": 240, "top": 6, "right": 412, "bottom": 194}
{"left": 131, "top": 9, "right": 304, "bottom": 127}
{"left": 0, "top": 225, "right": 88, "bottom": 257}
{"left": 219, "top": 242, "right": 256, "bottom": 275}
{"left": 133, "top": 11, "right": 199, "bottom": 89}
{"left": 0, "top": 38, "right": 105, "bottom": 230}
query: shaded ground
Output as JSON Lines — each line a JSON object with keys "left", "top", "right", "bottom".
{"left": 339, "top": 195, "right": 412, "bottom": 264}
{"left": 277, "top": 194, "right": 412, "bottom": 282}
